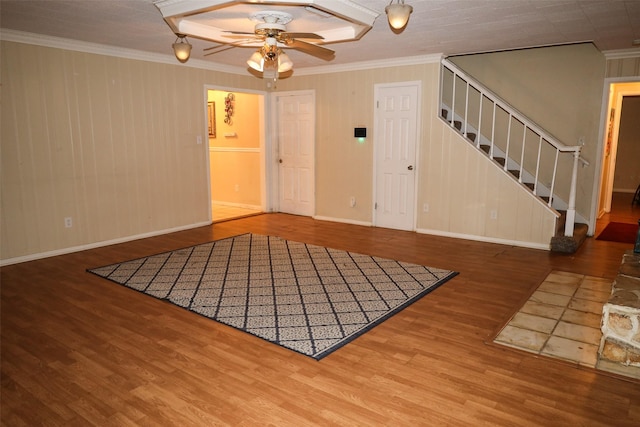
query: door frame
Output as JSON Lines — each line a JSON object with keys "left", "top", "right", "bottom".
{"left": 204, "top": 85, "right": 269, "bottom": 221}
{"left": 269, "top": 89, "right": 316, "bottom": 214}
{"left": 372, "top": 80, "right": 422, "bottom": 231}
{"left": 590, "top": 78, "right": 640, "bottom": 234}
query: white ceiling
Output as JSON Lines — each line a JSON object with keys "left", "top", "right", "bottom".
{"left": 1, "top": 0, "right": 639, "bottom": 72}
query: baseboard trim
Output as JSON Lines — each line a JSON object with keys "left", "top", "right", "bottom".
{"left": 312, "top": 215, "right": 373, "bottom": 227}
{"left": 212, "top": 201, "right": 262, "bottom": 211}
{"left": 0, "top": 221, "right": 212, "bottom": 267}
{"left": 415, "top": 228, "right": 551, "bottom": 251}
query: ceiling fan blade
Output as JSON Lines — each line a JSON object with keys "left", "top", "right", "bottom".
{"left": 222, "top": 34, "right": 261, "bottom": 40}
{"left": 281, "top": 32, "right": 323, "bottom": 40}
{"left": 223, "top": 31, "right": 255, "bottom": 35}
{"left": 287, "top": 39, "right": 334, "bottom": 60}
{"left": 204, "top": 44, "right": 227, "bottom": 51}
{"left": 203, "top": 45, "right": 237, "bottom": 56}
{"left": 203, "top": 39, "right": 257, "bottom": 56}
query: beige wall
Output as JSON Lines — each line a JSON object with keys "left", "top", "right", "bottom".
{"left": 208, "top": 90, "right": 262, "bottom": 207}
{"left": 0, "top": 41, "right": 264, "bottom": 262}
{"left": 277, "top": 64, "right": 557, "bottom": 246}
{"left": 3, "top": 39, "right": 629, "bottom": 263}
{"left": 449, "top": 43, "right": 607, "bottom": 222}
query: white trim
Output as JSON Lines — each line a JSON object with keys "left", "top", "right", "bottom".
{"left": 294, "top": 54, "right": 442, "bottom": 76}
{"left": 312, "top": 215, "right": 372, "bottom": 227}
{"left": 209, "top": 147, "right": 260, "bottom": 153}
{"left": 211, "top": 201, "right": 262, "bottom": 210}
{"left": 1, "top": 28, "right": 443, "bottom": 76}
{"left": 305, "top": 217, "right": 551, "bottom": 250}
{"left": 415, "top": 228, "right": 551, "bottom": 251}
{"left": 0, "top": 221, "right": 212, "bottom": 267}
{"left": 603, "top": 48, "right": 640, "bottom": 60}
{"left": 0, "top": 28, "right": 246, "bottom": 74}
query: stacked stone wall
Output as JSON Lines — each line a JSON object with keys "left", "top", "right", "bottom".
{"left": 598, "top": 251, "right": 640, "bottom": 379}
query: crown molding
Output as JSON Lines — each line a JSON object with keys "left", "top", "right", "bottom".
{"left": 0, "top": 28, "right": 443, "bottom": 78}
{"left": 0, "top": 28, "right": 247, "bottom": 74}
{"left": 292, "top": 53, "right": 443, "bottom": 76}
{"left": 603, "top": 48, "right": 640, "bottom": 60}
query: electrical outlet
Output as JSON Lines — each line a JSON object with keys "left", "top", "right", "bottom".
{"left": 490, "top": 210, "right": 498, "bottom": 220}
{"left": 64, "top": 217, "right": 73, "bottom": 228}
{"left": 423, "top": 203, "right": 429, "bottom": 213}
{"left": 349, "top": 196, "right": 356, "bottom": 207}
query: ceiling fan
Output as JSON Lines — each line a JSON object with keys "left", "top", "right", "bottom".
{"left": 204, "top": 11, "right": 335, "bottom": 78}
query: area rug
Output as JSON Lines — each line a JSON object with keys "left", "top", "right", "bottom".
{"left": 596, "top": 222, "right": 639, "bottom": 244}
{"left": 88, "top": 233, "right": 457, "bottom": 360}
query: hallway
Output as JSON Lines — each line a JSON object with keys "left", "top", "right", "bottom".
{"left": 595, "top": 191, "right": 640, "bottom": 235}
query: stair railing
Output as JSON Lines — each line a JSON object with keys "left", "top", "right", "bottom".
{"left": 439, "top": 58, "right": 582, "bottom": 237}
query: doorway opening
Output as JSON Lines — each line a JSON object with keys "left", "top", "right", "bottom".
{"left": 596, "top": 81, "right": 640, "bottom": 229}
{"left": 206, "top": 88, "right": 267, "bottom": 222}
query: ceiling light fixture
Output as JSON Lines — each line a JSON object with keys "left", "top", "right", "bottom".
{"left": 247, "top": 37, "right": 294, "bottom": 85}
{"left": 385, "top": 0, "right": 413, "bottom": 30}
{"left": 172, "top": 34, "right": 192, "bottom": 63}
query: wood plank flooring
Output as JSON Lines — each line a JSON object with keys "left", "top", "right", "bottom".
{"left": 2, "top": 195, "right": 640, "bottom": 426}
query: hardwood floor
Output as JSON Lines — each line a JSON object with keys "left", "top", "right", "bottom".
{"left": 2, "top": 196, "right": 640, "bottom": 426}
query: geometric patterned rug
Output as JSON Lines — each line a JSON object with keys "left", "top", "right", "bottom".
{"left": 88, "top": 234, "right": 458, "bottom": 360}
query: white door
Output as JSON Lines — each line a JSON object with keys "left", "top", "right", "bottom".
{"left": 374, "top": 82, "right": 420, "bottom": 231}
{"left": 277, "top": 92, "right": 315, "bottom": 216}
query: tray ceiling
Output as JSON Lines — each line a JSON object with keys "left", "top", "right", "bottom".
{"left": 1, "top": 0, "right": 639, "bottom": 71}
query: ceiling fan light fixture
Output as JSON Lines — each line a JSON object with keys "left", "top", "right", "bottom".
{"left": 385, "top": 0, "right": 413, "bottom": 30}
{"left": 247, "top": 50, "right": 264, "bottom": 71}
{"left": 172, "top": 34, "right": 192, "bottom": 63}
{"left": 277, "top": 52, "right": 293, "bottom": 73}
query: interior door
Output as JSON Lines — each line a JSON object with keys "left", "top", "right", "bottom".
{"left": 277, "top": 92, "right": 315, "bottom": 216}
{"left": 374, "top": 82, "right": 420, "bottom": 231}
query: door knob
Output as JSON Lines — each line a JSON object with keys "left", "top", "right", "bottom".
{"left": 279, "top": 159, "right": 283, "bottom": 163}
{"left": 407, "top": 165, "right": 413, "bottom": 170}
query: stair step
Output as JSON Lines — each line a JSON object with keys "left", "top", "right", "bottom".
{"left": 451, "top": 120, "right": 462, "bottom": 130}
{"left": 441, "top": 109, "right": 448, "bottom": 120}
{"left": 551, "top": 223, "right": 588, "bottom": 253}
{"left": 467, "top": 133, "right": 476, "bottom": 142}
{"left": 480, "top": 145, "right": 490, "bottom": 154}
{"left": 524, "top": 182, "right": 534, "bottom": 191}
{"left": 494, "top": 157, "right": 506, "bottom": 166}
{"left": 509, "top": 170, "right": 520, "bottom": 179}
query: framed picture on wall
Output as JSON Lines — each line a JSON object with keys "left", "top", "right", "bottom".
{"left": 208, "top": 102, "right": 216, "bottom": 138}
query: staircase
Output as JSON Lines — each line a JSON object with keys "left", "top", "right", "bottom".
{"left": 440, "top": 58, "right": 588, "bottom": 252}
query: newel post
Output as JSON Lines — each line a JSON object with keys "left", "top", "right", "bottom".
{"left": 564, "top": 150, "right": 580, "bottom": 237}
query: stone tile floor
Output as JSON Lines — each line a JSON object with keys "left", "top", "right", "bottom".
{"left": 494, "top": 270, "right": 611, "bottom": 368}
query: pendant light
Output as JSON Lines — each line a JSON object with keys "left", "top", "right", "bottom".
{"left": 172, "top": 34, "right": 192, "bottom": 63}
{"left": 385, "top": 0, "right": 413, "bottom": 30}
